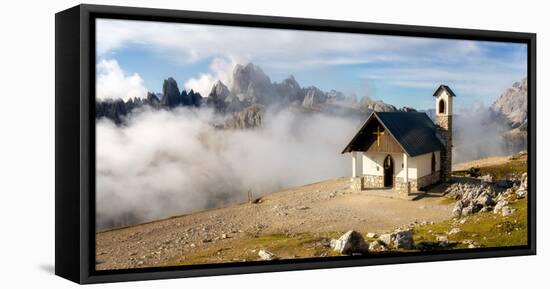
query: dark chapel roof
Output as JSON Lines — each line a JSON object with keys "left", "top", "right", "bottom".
{"left": 341, "top": 111, "right": 445, "bottom": 157}
{"left": 433, "top": 85, "right": 456, "bottom": 97}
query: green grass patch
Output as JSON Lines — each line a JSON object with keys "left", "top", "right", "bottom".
{"left": 453, "top": 159, "right": 527, "bottom": 180}
{"left": 413, "top": 198, "right": 528, "bottom": 249}
{"left": 162, "top": 231, "right": 346, "bottom": 266}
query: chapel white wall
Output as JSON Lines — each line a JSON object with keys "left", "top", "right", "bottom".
{"left": 415, "top": 151, "right": 440, "bottom": 178}
{"left": 361, "top": 152, "right": 416, "bottom": 179}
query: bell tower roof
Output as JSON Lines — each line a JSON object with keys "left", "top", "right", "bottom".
{"left": 433, "top": 85, "right": 456, "bottom": 97}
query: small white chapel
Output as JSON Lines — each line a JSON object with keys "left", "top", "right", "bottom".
{"left": 341, "top": 85, "right": 455, "bottom": 195}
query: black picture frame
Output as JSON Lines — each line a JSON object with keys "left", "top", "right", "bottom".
{"left": 55, "top": 4, "right": 537, "bottom": 284}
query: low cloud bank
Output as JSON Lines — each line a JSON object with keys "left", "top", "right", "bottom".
{"left": 96, "top": 107, "right": 359, "bottom": 229}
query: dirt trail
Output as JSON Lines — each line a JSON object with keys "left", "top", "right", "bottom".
{"left": 96, "top": 177, "right": 452, "bottom": 270}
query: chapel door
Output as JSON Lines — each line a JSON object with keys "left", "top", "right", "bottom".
{"left": 383, "top": 155, "right": 394, "bottom": 187}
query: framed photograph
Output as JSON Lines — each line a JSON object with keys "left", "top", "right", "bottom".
{"left": 55, "top": 4, "right": 536, "bottom": 284}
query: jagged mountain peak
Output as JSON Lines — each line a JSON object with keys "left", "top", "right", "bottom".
{"left": 490, "top": 78, "right": 528, "bottom": 128}
{"left": 231, "top": 62, "right": 272, "bottom": 96}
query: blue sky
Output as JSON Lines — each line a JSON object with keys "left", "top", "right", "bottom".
{"left": 96, "top": 19, "right": 527, "bottom": 111}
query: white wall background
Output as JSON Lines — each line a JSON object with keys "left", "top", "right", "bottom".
{"left": 0, "top": 0, "right": 547, "bottom": 287}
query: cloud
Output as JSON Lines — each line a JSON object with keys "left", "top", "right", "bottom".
{"left": 96, "top": 59, "right": 148, "bottom": 101}
{"left": 96, "top": 19, "right": 468, "bottom": 72}
{"left": 453, "top": 102, "right": 512, "bottom": 163}
{"left": 95, "top": 19, "right": 527, "bottom": 105}
{"left": 96, "top": 107, "right": 359, "bottom": 229}
{"left": 183, "top": 57, "right": 241, "bottom": 96}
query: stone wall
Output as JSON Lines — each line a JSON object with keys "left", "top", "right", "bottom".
{"left": 417, "top": 171, "right": 441, "bottom": 189}
{"left": 436, "top": 115, "right": 452, "bottom": 182}
{"left": 395, "top": 177, "right": 416, "bottom": 194}
{"left": 350, "top": 177, "right": 362, "bottom": 191}
{"left": 362, "top": 175, "right": 385, "bottom": 189}
{"left": 352, "top": 173, "right": 440, "bottom": 195}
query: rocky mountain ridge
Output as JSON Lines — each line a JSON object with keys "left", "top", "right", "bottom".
{"left": 96, "top": 62, "right": 402, "bottom": 126}
{"left": 490, "top": 78, "right": 528, "bottom": 129}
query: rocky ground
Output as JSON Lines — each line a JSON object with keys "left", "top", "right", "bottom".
{"left": 96, "top": 153, "right": 529, "bottom": 270}
{"left": 96, "top": 177, "right": 453, "bottom": 270}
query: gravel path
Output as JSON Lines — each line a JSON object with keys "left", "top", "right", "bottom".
{"left": 96, "top": 177, "right": 452, "bottom": 270}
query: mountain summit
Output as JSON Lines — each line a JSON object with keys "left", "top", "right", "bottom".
{"left": 490, "top": 78, "right": 527, "bottom": 129}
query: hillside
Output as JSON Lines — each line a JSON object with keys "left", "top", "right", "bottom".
{"left": 96, "top": 177, "right": 453, "bottom": 270}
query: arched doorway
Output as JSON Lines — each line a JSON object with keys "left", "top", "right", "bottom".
{"left": 383, "top": 155, "right": 394, "bottom": 187}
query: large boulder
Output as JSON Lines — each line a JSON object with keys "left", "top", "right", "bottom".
{"left": 515, "top": 172, "right": 528, "bottom": 199}
{"left": 330, "top": 230, "right": 369, "bottom": 255}
{"left": 475, "top": 194, "right": 495, "bottom": 207}
{"left": 393, "top": 229, "right": 414, "bottom": 250}
{"left": 377, "top": 229, "right": 414, "bottom": 250}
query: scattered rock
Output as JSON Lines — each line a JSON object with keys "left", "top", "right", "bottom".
{"left": 366, "top": 232, "right": 377, "bottom": 238}
{"left": 515, "top": 173, "right": 528, "bottom": 198}
{"left": 501, "top": 206, "right": 513, "bottom": 217}
{"left": 479, "top": 174, "right": 493, "bottom": 183}
{"left": 462, "top": 239, "right": 480, "bottom": 248}
{"left": 330, "top": 230, "right": 369, "bottom": 255}
{"left": 436, "top": 235, "right": 448, "bottom": 242}
{"left": 516, "top": 188, "right": 527, "bottom": 199}
{"left": 416, "top": 240, "right": 451, "bottom": 250}
{"left": 448, "top": 228, "right": 462, "bottom": 235}
{"left": 378, "top": 233, "right": 393, "bottom": 246}
{"left": 297, "top": 205, "right": 310, "bottom": 210}
{"left": 368, "top": 239, "right": 387, "bottom": 252}
{"left": 221, "top": 234, "right": 228, "bottom": 239}
{"left": 452, "top": 202, "right": 463, "bottom": 218}
{"left": 494, "top": 199, "right": 509, "bottom": 213}
{"left": 258, "top": 250, "right": 276, "bottom": 261}
{"left": 475, "top": 194, "right": 494, "bottom": 207}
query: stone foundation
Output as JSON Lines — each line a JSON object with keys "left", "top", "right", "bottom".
{"left": 362, "top": 175, "right": 385, "bottom": 188}
{"left": 351, "top": 172, "right": 441, "bottom": 196}
{"left": 350, "top": 177, "right": 363, "bottom": 191}
{"left": 417, "top": 171, "right": 441, "bottom": 190}
{"left": 395, "top": 177, "right": 416, "bottom": 194}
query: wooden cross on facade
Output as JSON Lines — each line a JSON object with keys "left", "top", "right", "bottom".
{"left": 373, "top": 125, "right": 384, "bottom": 147}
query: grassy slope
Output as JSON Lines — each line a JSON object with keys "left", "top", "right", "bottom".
{"left": 414, "top": 198, "right": 528, "bottom": 248}
{"left": 453, "top": 158, "right": 527, "bottom": 180}
{"left": 164, "top": 232, "right": 344, "bottom": 266}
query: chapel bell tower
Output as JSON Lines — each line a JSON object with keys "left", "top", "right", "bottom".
{"left": 433, "top": 85, "right": 455, "bottom": 182}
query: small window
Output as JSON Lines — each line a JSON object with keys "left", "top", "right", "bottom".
{"left": 438, "top": 99, "right": 445, "bottom": 114}
{"left": 431, "top": 152, "right": 436, "bottom": 173}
